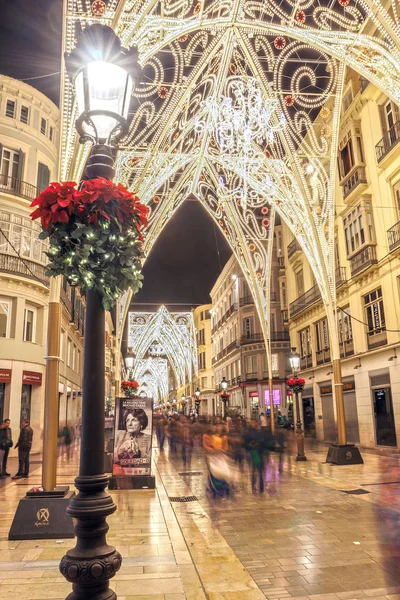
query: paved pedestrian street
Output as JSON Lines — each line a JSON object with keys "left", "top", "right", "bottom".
{"left": 1, "top": 443, "right": 400, "bottom": 600}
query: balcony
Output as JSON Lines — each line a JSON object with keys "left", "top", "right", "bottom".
{"left": 300, "top": 354, "right": 313, "bottom": 370}
{"left": 367, "top": 328, "right": 387, "bottom": 350}
{"left": 0, "top": 175, "right": 38, "bottom": 200}
{"left": 226, "top": 339, "right": 239, "bottom": 354}
{"left": 335, "top": 266, "right": 347, "bottom": 288}
{"left": 289, "top": 284, "right": 322, "bottom": 318}
{"left": 342, "top": 166, "right": 367, "bottom": 201}
{"left": 340, "top": 338, "right": 354, "bottom": 358}
{"left": 388, "top": 220, "right": 400, "bottom": 252}
{"left": 349, "top": 245, "right": 377, "bottom": 277}
{"left": 239, "top": 295, "right": 253, "bottom": 307}
{"left": 241, "top": 333, "right": 264, "bottom": 345}
{"left": 376, "top": 120, "right": 400, "bottom": 164}
{"left": 287, "top": 238, "right": 302, "bottom": 260}
{"left": 271, "top": 330, "right": 290, "bottom": 342}
{"left": 0, "top": 252, "right": 49, "bottom": 286}
{"left": 316, "top": 347, "right": 331, "bottom": 365}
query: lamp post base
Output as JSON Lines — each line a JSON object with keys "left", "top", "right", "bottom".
{"left": 295, "top": 429, "right": 307, "bottom": 461}
{"left": 326, "top": 444, "right": 363, "bottom": 465}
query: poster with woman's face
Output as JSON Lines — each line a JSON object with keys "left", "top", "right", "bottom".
{"left": 112, "top": 397, "right": 153, "bottom": 476}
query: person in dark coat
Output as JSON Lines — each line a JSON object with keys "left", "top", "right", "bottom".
{"left": 0, "top": 419, "right": 13, "bottom": 476}
{"left": 12, "top": 419, "right": 33, "bottom": 479}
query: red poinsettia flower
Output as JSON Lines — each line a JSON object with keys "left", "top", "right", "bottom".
{"left": 30, "top": 181, "right": 77, "bottom": 230}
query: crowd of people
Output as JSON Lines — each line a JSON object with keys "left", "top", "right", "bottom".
{"left": 154, "top": 413, "right": 287, "bottom": 496}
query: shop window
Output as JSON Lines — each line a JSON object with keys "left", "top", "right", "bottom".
{"left": 343, "top": 202, "right": 375, "bottom": 257}
{"left": 5, "top": 99, "right": 15, "bottom": 118}
{"left": 0, "top": 296, "right": 12, "bottom": 337}
{"left": 20, "top": 384, "right": 32, "bottom": 422}
{"left": 20, "top": 105, "right": 29, "bottom": 124}
{"left": 23, "top": 306, "right": 36, "bottom": 342}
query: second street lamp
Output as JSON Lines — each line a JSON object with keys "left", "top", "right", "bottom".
{"left": 195, "top": 387, "right": 201, "bottom": 413}
{"left": 220, "top": 377, "right": 229, "bottom": 419}
{"left": 289, "top": 348, "right": 307, "bottom": 462}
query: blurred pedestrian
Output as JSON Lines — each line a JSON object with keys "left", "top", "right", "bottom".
{"left": 12, "top": 419, "right": 33, "bottom": 479}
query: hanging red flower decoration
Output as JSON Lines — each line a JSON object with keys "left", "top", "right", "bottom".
{"left": 296, "top": 9, "right": 306, "bottom": 23}
{"left": 221, "top": 393, "right": 230, "bottom": 401}
{"left": 274, "top": 37, "right": 286, "bottom": 50}
{"left": 121, "top": 380, "right": 140, "bottom": 397}
{"left": 284, "top": 95, "right": 294, "bottom": 106}
{"left": 287, "top": 377, "right": 306, "bottom": 393}
{"left": 158, "top": 87, "right": 168, "bottom": 99}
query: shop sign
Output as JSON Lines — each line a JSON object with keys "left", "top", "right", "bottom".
{"left": 249, "top": 392, "right": 258, "bottom": 397}
{"left": 320, "top": 381, "right": 355, "bottom": 395}
{"left": 22, "top": 371, "right": 42, "bottom": 386}
{"left": 0, "top": 368, "right": 12, "bottom": 383}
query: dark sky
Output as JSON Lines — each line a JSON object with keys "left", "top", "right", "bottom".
{"left": 0, "top": 0, "right": 232, "bottom": 304}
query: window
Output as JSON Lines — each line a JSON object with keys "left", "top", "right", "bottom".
{"left": 40, "top": 117, "right": 47, "bottom": 135}
{"left": 295, "top": 269, "right": 304, "bottom": 296}
{"left": 37, "top": 162, "right": 50, "bottom": 194}
{"left": 5, "top": 100, "right": 15, "bottom": 118}
{"left": 198, "top": 329, "right": 205, "bottom": 345}
{"left": 77, "top": 349, "right": 81, "bottom": 374}
{"left": 384, "top": 100, "right": 399, "bottom": 131}
{"left": 67, "top": 338, "right": 72, "bottom": 367}
{"left": 299, "top": 326, "right": 312, "bottom": 357}
{"left": 263, "top": 353, "right": 279, "bottom": 374}
{"left": 315, "top": 318, "right": 329, "bottom": 351}
{"left": 0, "top": 296, "right": 12, "bottom": 338}
{"left": 338, "top": 307, "right": 353, "bottom": 343}
{"left": 199, "top": 351, "right": 206, "bottom": 370}
{"left": 393, "top": 180, "right": 400, "bottom": 215}
{"left": 0, "top": 211, "right": 47, "bottom": 264}
{"left": 364, "top": 288, "right": 386, "bottom": 335}
{"left": 49, "top": 126, "right": 54, "bottom": 142}
{"left": 23, "top": 306, "right": 36, "bottom": 342}
{"left": 343, "top": 202, "right": 375, "bottom": 257}
{"left": 245, "top": 355, "right": 258, "bottom": 376}
{"left": 20, "top": 385, "right": 32, "bottom": 422}
{"left": 243, "top": 317, "right": 253, "bottom": 339}
{"left": 201, "top": 376, "right": 207, "bottom": 388}
{"left": 60, "top": 330, "right": 65, "bottom": 361}
{"left": 0, "top": 147, "right": 22, "bottom": 185}
{"left": 20, "top": 105, "right": 29, "bottom": 124}
{"left": 339, "top": 139, "right": 354, "bottom": 178}
{"left": 342, "top": 87, "right": 353, "bottom": 113}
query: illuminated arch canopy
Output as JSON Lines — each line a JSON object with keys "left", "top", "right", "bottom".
{"left": 133, "top": 358, "right": 169, "bottom": 402}
{"left": 128, "top": 307, "right": 198, "bottom": 391}
{"left": 62, "top": 0, "right": 400, "bottom": 380}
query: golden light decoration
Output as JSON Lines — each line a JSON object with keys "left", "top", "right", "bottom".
{"left": 249, "top": 243, "right": 256, "bottom": 252}
{"left": 153, "top": 195, "right": 161, "bottom": 203}
{"left": 320, "top": 125, "right": 332, "bottom": 138}
{"left": 91, "top": 0, "right": 106, "bottom": 15}
{"left": 320, "top": 106, "right": 331, "bottom": 119}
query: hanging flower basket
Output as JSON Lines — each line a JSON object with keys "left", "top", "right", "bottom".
{"left": 30, "top": 178, "right": 148, "bottom": 309}
{"left": 221, "top": 393, "right": 230, "bottom": 402}
{"left": 287, "top": 377, "right": 305, "bottom": 393}
{"left": 121, "top": 380, "right": 139, "bottom": 397}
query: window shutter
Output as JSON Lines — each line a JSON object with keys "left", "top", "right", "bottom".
{"left": 17, "top": 149, "right": 24, "bottom": 181}
{"left": 379, "top": 104, "right": 387, "bottom": 134}
{"left": 36, "top": 162, "right": 50, "bottom": 193}
{"left": 0, "top": 143, "right": 3, "bottom": 174}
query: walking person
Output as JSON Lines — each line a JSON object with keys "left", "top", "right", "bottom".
{"left": 0, "top": 419, "right": 13, "bottom": 476}
{"left": 12, "top": 419, "right": 33, "bottom": 479}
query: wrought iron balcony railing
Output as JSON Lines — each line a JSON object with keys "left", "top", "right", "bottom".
{"left": 287, "top": 238, "right": 302, "bottom": 259}
{"left": 350, "top": 245, "right": 377, "bottom": 277}
{"left": 316, "top": 348, "right": 331, "bottom": 365}
{"left": 335, "top": 266, "right": 347, "bottom": 288}
{"left": 0, "top": 252, "right": 49, "bottom": 286}
{"left": 342, "top": 166, "right": 367, "bottom": 199}
{"left": 340, "top": 338, "right": 354, "bottom": 358}
{"left": 367, "top": 328, "right": 387, "bottom": 350}
{"left": 239, "top": 295, "right": 253, "bottom": 307}
{"left": 0, "top": 175, "right": 38, "bottom": 200}
{"left": 388, "top": 220, "right": 400, "bottom": 252}
{"left": 300, "top": 354, "right": 313, "bottom": 370}
{"left": 376, "top": 120, "right": 400, "bottom": 163}
{"left": 289, "top": 284, "right": 322, "bottom": 318}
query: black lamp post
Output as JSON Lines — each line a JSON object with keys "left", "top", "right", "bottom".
{"left": 289, "top": 347, "right": 307, "bottom": 462}
{"left": 195, "top": 387, "right": 201, "bottom": 413}
{"left": 220, "top": 377, "right": 229, "bottom": 419}
{"left": 59, "top": 24, "right": 139, "bottom": 600}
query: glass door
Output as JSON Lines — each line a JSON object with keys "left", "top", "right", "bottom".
{"left": 373, "top": 387, "right": 397, "bottom": 446}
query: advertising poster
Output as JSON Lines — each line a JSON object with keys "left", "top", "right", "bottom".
{"left": 112, "top": 397, "right": 153, "bottom": 476}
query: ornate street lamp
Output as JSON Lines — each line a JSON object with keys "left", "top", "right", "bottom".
{"left": 194, "top": 387, "right": 201, "bottom": 412}
{"left": 220, "top": 377, "right": 229, "bottom": 419}
{"left": 289, "top": 347, "right": 307, "bottom": 462}
{"left": 59, "top": 24, "right": 139, "bottom": 600}
{"left": 181, "top": 394, "right": 187, "bottom": 415}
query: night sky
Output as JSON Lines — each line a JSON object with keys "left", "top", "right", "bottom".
{"left": 0, "top": 0, "right": 232, "bottom": 305}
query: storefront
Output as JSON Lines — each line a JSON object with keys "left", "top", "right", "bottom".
{"left": 319, "top": 377, "right": 360, "bottom": 443}
{"left": 0, "top": 369, "right": 12, "bottom": 421}
{"left": 370, "top": 371, "right": 396, "bottom": 447}
{"left": 301, "top": 385, "right": 315, "bottom": 435}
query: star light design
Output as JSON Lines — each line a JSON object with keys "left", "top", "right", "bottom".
{"left": 61, "top": 0, "right": 400, "bottom": 374}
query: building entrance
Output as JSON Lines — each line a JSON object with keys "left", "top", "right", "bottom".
{"left": 373, "top": 387, "right": 397, "bottom": 447}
